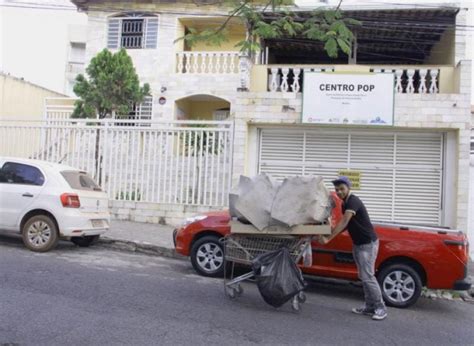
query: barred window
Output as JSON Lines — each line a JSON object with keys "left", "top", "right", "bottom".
{"left": 121, "top": 19, "right": 144, "bottom": 49}
{"left": 107, "top": 13, "right": 158, "bottom": 49}
{"left": 128, "top": 96, "right": 153, "bottom": 126}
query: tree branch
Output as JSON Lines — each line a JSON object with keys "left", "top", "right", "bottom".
{"left": 261, "top": 0, "right": 275, "bottom": 13}
{"left": 214, "top": 0, "right": 251, "bottom": 35}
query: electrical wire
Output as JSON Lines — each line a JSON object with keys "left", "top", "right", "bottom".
{"left": 1, "top": 0, "right": 472, "bottom": 27}
{"left": 2, "top": 0, "right": 472, "bottom": 31}
{"left": 2, "top": 0, "right": 472, "bottom": 49}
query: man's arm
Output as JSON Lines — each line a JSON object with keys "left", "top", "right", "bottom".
{"left": 333, "top": 210, "right": 354, "bottom": 234}
{"left": 319, "top": 210, "right": 354, "bottom": 245}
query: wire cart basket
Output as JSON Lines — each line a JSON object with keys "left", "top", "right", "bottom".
{"left": 222, "top": 232, "right": 312, "bottom": 312}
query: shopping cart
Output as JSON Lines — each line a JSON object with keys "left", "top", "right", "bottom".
{"left": 222, "top": 232, "right": 312, "bottom": 312}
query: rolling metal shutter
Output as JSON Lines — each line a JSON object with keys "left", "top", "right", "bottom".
{"left": 258, "top": 128, "right": 444, "bottom": 225}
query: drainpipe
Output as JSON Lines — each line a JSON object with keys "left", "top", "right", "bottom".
{"left": 349, "top": 32, "right": 357, "bottom": 65}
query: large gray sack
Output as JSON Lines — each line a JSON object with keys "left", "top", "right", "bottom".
{"left": 229, "top": 175, "right": 253, "bottom": 221}
{"left": 270, "top": 176, "right": 331, "bottom": 227}
{"left": 234, "top": 174, "right": 277, "bottom": 231}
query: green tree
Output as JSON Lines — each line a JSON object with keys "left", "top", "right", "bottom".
{"left": 180, "top": 0, "right": 359, "bottom": 59}
{"left": 72, "top": 49, "right": 150, "bottom": 183}
{"left": 72, "top": 48, "right": 150, "bottom": 119}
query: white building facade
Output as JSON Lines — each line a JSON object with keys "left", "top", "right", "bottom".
{"left": 70, "top": 0, "right": 471, "bottom": 233}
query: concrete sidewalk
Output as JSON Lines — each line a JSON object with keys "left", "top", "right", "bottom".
{"left": 99, "top": 220, "right": 181, "bottom": 259}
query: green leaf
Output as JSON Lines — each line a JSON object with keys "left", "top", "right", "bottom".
{"left": 337, "top": 38, "right": 351, "bottom": 55}
{"left": 344, "top": 18, "right": 362, "bottom": 26}
{"left": 324, "top": 38, "right": 338, "bottom": 58}
{"left": 283, "top": 22, "right": 296, "bottom": 36}
{"left": 303, "top": 27, "right": 325, "bottom": 41}
{"left": 324, "top": 11, "right": 337, "bottom": 23}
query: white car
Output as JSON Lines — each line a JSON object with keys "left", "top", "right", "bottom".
{"left": 0, "top": 157, "right": 110, "bottom": 252}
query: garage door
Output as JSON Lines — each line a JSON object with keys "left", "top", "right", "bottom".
{"left": 258, "top": 128, "right": 444, "bottom": 225}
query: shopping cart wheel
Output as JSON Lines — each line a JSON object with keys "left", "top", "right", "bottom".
{"left": 297, "top": 292, "right": 306, "bottom": 303}
{"left": 226, "top": 286, "right": 238, "bottom": 300}
{"left": 235, "top": 284, "right": 244, "bottom": 296}
{"left": 291, "top": 296, "right": 301, "bottom": 312}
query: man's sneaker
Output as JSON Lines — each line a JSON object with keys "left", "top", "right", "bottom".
{"left": 351, "top": 307, "right": 374, "bottom": 316}
{"left": 372, "top": 308, "right": 387, "bottom": 321}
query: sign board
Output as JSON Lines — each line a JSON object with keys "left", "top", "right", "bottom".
{"left": 302, "top": 72, "right": 394, "bottom": 126}
{"left": 338, "top": 170, "right": 361, "bottom": 190}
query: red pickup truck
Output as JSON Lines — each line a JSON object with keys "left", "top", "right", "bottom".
{"left": 174, "top": 198, "right": 471, "bottom": 308}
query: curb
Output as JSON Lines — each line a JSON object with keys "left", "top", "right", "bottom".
{"left": 97, "top": 237, "right": 185, "bottom": 260}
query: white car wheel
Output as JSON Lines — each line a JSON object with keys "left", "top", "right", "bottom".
{"left": 22, "top": 215, "right": 59, "bottom": 252}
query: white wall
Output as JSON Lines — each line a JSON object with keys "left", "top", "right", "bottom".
{"left": 0, "top": 0, "right": 87, "bottom": 94}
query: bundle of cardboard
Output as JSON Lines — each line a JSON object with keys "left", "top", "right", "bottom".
{"left": 229, "top": 174, "right": 334, "bottom": 234}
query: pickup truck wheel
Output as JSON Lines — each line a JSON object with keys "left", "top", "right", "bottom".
{"left": 22, "top": 215, "right": 59, "bottom": 252}
{"left": 71, "top": 235, "right": 100, "bottom": 247}
{"left": 191, "top": 236, "right": 224, "bottom": 277}
{"left": 377, "top": 264, "right": 422, "bottom": 308}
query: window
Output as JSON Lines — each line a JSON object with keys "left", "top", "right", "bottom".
{"left": 122, "top": 19, "right": 143, "bottom": 49}
{"left": 0, "top": 162, "right": 45, "bottom": 186}
{"left": 107, "top": 13, "right": 158, "bottom": 49}
{"left": 213, "top": 109, "right": 230, "bottom": 121}
{"left": 128, "top": 96, "right": 153, "bottom": 124}
{"left": 115, "top": 96, "right": 153, "bottom": 127}
{"left": 130, "top": 96, "right": 153, "bottom": 120}
{"left": 61, "top": 171, "right": 101, "bottom": 191}
{"left": 70, "top": 42, "right": 86, "bottom": 63}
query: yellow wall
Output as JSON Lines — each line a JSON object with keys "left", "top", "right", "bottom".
{"left": 175, "top": 99, "right": 230, "bottom": 120}
{"left": 0, "top": 74, "right": 66, "bottom": 121}
{"left": 191, "top": 32, "right": 246, "bottom": 52}
{"left": 176, "top": 16, "right": 246, "bottom": 52}
{"left": 175, "top": 20, "right": 186, "bottom": 52}
{"left": 427, "top": 29, "right": 455, "bottom": 65}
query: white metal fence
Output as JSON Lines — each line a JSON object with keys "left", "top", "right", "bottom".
{"left": 0, "top": 119, "right": 234, "bottom": 207}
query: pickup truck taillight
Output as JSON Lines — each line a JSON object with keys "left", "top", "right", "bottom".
{"left": 444, "top": 238, "right": 469, "bottom": 264}
{"left": 60, "top": 193, "right": 81, "bottom": 208}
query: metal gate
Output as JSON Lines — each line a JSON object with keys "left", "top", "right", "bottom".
{"left": 0, "top": 119, "right": 234, "bottom": 207}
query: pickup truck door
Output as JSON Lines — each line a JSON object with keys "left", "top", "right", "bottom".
{"left": 304, "top": 230, "right": 359, "bottom": 280}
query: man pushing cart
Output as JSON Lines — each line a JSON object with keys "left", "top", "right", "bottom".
{"left": 223, "top": 174, "right": 335, "bottom": 311}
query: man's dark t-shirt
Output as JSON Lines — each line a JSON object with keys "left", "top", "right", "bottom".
{"left": 342, "top": 194, "right": 378, "bottom": 245}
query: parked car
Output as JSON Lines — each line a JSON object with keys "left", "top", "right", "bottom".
{"left": 174, "top": 197, "right": 471, "bottom": 308}
{"left": 0, "top": 157, "right": 110, "bottom": 252}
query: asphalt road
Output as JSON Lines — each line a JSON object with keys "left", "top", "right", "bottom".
{"left": 1, "top": 234, "right": 473, "bottom": 346}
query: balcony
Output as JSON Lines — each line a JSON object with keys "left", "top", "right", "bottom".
{"left": 250, "top": 64, "right": 458, "bottom": 94}
{"left": 175, "top": 51, "right": 240, "bottom": 74}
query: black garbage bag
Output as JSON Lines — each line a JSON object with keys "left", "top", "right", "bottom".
{"left": 252, "top": 247, "right": 307, "bottom": 308}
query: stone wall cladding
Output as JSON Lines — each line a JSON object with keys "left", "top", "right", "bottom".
{"left": 109, "top": 200, "right": 223, "bottom": 226}
{"left": 85, "top": 8, "right": 241, "bottom": 121}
